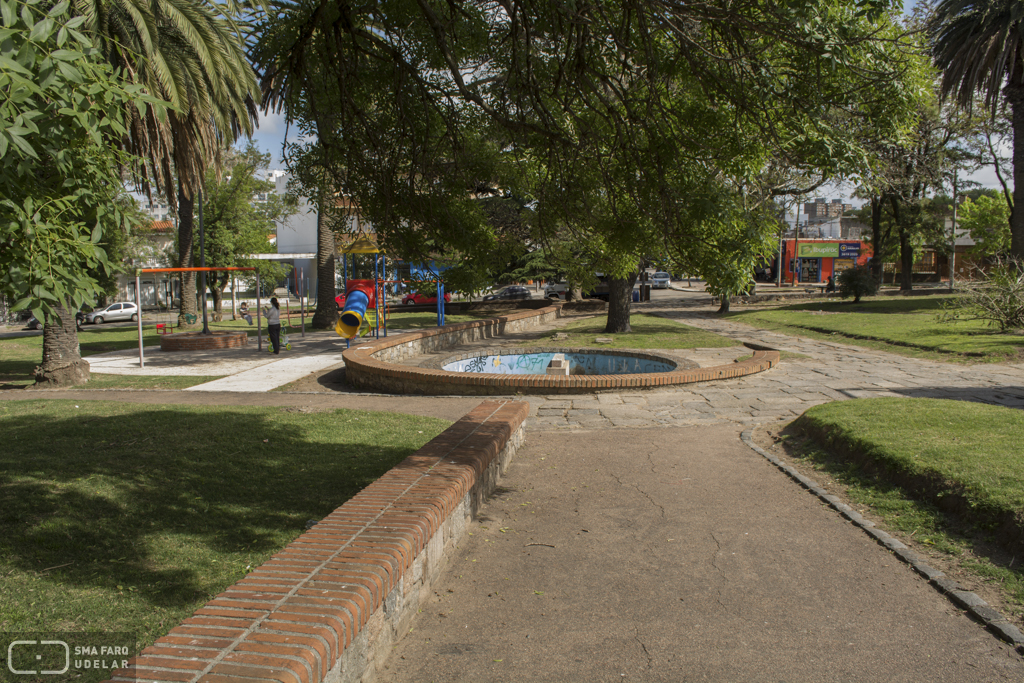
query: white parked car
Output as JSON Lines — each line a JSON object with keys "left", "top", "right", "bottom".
{"left": 544, "top": 282, "right": 568, "bottom": 299}
{"left": 651, "top": 272, "right": 671, "bottom": 289}
{"left": 85, "top": 302, "right": 139, "bottom": 324}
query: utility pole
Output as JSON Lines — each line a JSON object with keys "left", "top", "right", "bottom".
{"left": 949, "top": 170, "right": 958, "bottom": 291}
{"left": 199, "top": 191, "right": 210, "bottom": 335}
{"left": 776, "top": 201, "right": 786, "bottom": 287}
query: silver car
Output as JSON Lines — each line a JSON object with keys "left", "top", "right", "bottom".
{"left": 651, "top": 272, "right": 671, "bottom": 289}
{"left": 85, "top": 302, "right": 139, "bottom": 324}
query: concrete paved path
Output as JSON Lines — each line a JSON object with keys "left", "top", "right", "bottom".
{"left": 184, "top": 351, "right": 347, "bottom": 392}
{"left": 83, "top": 330, "right": 350, "bottom": 391}
{"left": 521, "top": 304, "right": 1024, "bottom": 432}
{"left": 380, "top": 425, "right": 1023, "bottom": 682}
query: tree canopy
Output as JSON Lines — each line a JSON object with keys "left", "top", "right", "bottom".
{"left": 0, "top": 0, "right": 158, "bottom": 324}
{"left": 196, "top": 143, "right": 294, "bottom": 317}
{"left": 253, "top": 0, "right": 921, "bottom": 325}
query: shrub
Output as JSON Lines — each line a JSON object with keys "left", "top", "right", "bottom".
{"left": 837, "top": 266, "right": 878, "bottom": 303}
{"left": 939, "top": 258, "right": 1024, "bottom": 331}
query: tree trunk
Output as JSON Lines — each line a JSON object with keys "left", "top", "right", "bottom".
{"left": 870, "top": 196, "right": 884, "bottom": 282}
{"left": 177, "top": 184, "right": 198, "bottom": 327}
{"left": 889, "top": 195, "right": 913, "bottom": 292}
{"left": 209, "top": 273, "right": 228, "bottom": 322}
{"left": 604, "top": 273, "right": 637, "bottom": 333}
{"left": 33, "top": 300, "right": 89, "bottom": 387}
{"left": 312, "top": 207, "right": 338, "bottom": 329}
{"left": 898, "top": 226, "right": 914, "bottom": 292}
{"left": 718, "top": 296, "right": 731, "bottom": 314}
{"left": 1008, "top": 80, "right": 1024, "bottom": 261}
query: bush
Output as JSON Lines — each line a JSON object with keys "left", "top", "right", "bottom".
{"left": 939, "top": 258, "right": 1024, "bottom": 331}
{"left": 837, "top": 266, "right": 878, "bottom": 303}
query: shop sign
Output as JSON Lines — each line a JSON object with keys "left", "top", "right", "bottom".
{"left": 798, "top": 243, "right": 839, "bottom": 258}
{"left": 839, "top": 242, "right": 861, "bottom": 258}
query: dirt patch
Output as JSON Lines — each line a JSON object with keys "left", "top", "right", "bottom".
{"left": 273, "top": 364, "right": 351, "bottom": 393}
{"left": 748, "top": 421, "right": 1024, "bottom": 631}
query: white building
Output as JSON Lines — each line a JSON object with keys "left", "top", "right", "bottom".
{"left": 119, "top": 220, "right": 179, "bottom": 307}
{"left": 270, "top": 173, "right": 367, "bottom": 297}
{"left": 138, "top": 198, "right": 173, "bottom": 222}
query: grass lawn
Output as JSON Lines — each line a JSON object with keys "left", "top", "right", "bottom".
{"left": 725, "top": 295, "right": 1024, "bottom": 363}
{"left": 516, "top": 313, "right": 741, "bottom": 350}
{"left": 790, "top": 397, "right": 1024, "bottom": 618}
{"left": 0, "top": 319, "right": 266, "bottom": 390}
{"left": 0, "top": 399, "right": 449, "bottom": 662}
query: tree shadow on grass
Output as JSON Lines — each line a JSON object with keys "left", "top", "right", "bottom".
{"left": 766, "top": 296, "right": 952, "bottom": 315}
{"left": 0, "top": 401, "right": 435, "bottom": 612}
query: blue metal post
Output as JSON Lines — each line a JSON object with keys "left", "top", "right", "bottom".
{"left": 437, "top": 281, "right": 445, "bottom": 326}
{"left": 374, "top": 253, "right": 380, "bottom": 338}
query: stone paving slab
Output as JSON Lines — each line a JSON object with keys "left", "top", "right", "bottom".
{"left": 513, "top": 305, "right": 1024, "bottom": 432}
{"left": 184, "top": 352, "right": 346, "bottom": 392}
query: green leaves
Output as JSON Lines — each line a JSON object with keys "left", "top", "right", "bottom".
{"left": 0, "top": 0, "right": 154, "bottom": 321}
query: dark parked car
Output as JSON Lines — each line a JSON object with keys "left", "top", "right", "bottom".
{"left": 84, "top": 302, "right": 139, "bottom": 324}
{"left": 25, "top": 316, "right": 43, "bottom": 330}
{"left": 483, "top": 285, "right": 532, "bottom": 302}
{"left": 401, "top": 292, "right": 451, "bottom": 305}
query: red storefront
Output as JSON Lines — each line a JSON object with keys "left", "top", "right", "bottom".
{"left": 780, "top": 240, "right": 873, "bottom": 284}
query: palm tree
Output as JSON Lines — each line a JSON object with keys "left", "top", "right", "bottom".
{"left": 31, "top": 0, "right": 257, "bottom": 386}
{"left": 930, "top": 0, "right": 1024, "bottom": 259}
{"left": 30, "top": 0, "right": 259, "bottom": 386}
{"left": 74, "top": 0, "right": 259, "bottom": 326}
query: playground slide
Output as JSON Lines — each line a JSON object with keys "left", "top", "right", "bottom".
{"left": 335, "top": 280, "right": 377, "bottom": 338}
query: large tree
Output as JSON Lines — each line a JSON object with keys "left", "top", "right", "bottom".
{"left": 0, "top": 0, "right": 159, "bottom": 385}
{"left": 197, "top": 144, "right": 293, "bottom": 319}
{"left": 255, "top": 0, "right": 918, "bottom": 330}
{"left": 930, "top": 0, "right": 1024, "bottom": 260}
{"left": 74, "top": 0, "right": 260, "bottom": 326}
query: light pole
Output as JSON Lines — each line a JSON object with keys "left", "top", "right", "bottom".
{"left": 949, "top": 170, "right": 958, "bottom": 291}
{"left": 199, "top": 191, "right": 210, "bottom": 335}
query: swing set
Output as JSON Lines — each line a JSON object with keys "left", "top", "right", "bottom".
{"left": 131, "top": 266, "right": 261, "bottom": 368}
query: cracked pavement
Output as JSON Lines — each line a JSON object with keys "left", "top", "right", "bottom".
{"left": 380, "top": 422, "right": 1024, "bottom": 682}
{"left": 379, "top": 302, "right": 1024, "bottom": 682}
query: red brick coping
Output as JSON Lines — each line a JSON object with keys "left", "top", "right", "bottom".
{"left": 105, "top": 400, "right": 528, "bottom": 683}
{"left": 343, "top": 303, "right": 780, "bottom": 395}
{"left": 160, "top": 330, "right": 249, "bottom": 352}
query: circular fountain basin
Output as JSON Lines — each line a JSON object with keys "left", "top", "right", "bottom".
{"left": 437, "top": 348, "right": 678, "bottom": 376}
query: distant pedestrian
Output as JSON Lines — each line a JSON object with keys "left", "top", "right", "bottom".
{"left": 826, "top": 274, "right": 836, "bottom": 293}
{"left": 265, "top": 298, "right": 281, "bottom": 354}
{"left": 239, "top": 302, "right": 253, "bottom": 325}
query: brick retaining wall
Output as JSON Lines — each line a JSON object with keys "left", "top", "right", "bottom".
{"left": 160, "top": 331, "right": 249, "bottom": 352}
{"left": 343, "top": 303, "right": 780, "bottom": 395}
{"left": 105, "top": 400, "right": 528, "bottom": 683}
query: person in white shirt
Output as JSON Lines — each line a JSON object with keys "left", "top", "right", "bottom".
{"left": 265, "top": 298, "right": 282, "bottom": 353}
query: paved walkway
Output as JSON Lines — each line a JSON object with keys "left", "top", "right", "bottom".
{"left": 373, "top": 303, "right": 1024, "bottom": 681}
{"left": 521, "top": 303, "right": 1024, "bottom": 432}
{"left": 380, "top": 424, "right": 1024, "bottom": 682}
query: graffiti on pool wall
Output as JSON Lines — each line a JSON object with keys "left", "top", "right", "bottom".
{"left": 442, "top": 352, "right": 675, "bottom": 375}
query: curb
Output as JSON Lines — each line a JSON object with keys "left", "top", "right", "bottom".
{"left": 740, "top": 428, "right": 1024, "bottom": 656}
